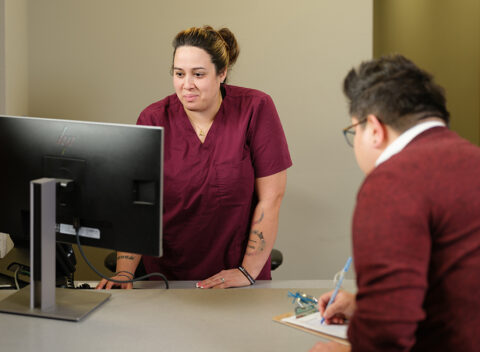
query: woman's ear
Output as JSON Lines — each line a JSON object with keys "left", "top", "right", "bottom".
{"left": 219, "top": 68, "right": 227, "bottom": 83}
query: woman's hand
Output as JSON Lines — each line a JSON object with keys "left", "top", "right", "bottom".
{"left": 95, "top": 274, "right": 134, "bottom": 290}
{"left": 196, "top": 269, "right": 251, "bottom": 289}
{"left": 96, "top": 251, "right": 140, "bottom": 290}
{"left": 318, "top": 290, "right": 356, "bottom": 324}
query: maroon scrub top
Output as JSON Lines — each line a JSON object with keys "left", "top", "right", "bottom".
{"left": 137, "top": 84, "right": 292, "bottom": 280}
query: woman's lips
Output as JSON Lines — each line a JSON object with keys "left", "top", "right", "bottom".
{"left": 184, "top": 94, "right": 198, "bottom": 102}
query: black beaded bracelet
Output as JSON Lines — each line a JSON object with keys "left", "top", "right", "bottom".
{"left": 238, "top": 266, "right": 255, "bottom": 285}
{"left": 115, "top": 270, "right": 135, "bottom": 279}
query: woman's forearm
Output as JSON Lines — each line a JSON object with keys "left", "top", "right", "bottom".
{"left": 241, "top": 170, "right": 287, "bottom": 279}
{"left": 241, "top": 199, "right": 282, "bottom": 278}
{"left": 115, "top": 251, "right": 142, "bottom": 277}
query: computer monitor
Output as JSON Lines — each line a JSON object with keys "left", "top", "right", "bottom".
{"left": 0, "top": 115, "right": 163, "bottom": 321}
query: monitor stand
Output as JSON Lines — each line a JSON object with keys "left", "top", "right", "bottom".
{"left": 0, "top": 178, "right": 110, "bottom": 321}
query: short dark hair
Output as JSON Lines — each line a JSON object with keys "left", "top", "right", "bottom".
{"left": 343, "top": 55, "right": 450, "bottom": 132}
{"left": 172, "top": 26, "right": 240, "bottom": 82}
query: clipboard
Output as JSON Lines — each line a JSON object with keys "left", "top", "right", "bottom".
{"left": 273, "top": 312, "right": 350, "bottom": 346}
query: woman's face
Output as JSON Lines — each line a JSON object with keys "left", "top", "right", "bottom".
{"left": 173, "top": 46, "right": 226, "bottom": 114}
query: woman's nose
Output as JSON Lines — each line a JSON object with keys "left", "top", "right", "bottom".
{"left": 184, "top": 74, "right": 194, "bottom": 89}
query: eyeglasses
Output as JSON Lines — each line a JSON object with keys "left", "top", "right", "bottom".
{"left": 342, "top": 118, "right": 367, "bottom": 147}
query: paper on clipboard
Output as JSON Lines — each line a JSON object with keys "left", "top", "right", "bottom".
{"left": 281, "top": 312, "right": 348, "bottom": 339}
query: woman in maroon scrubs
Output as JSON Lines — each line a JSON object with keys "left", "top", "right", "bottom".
{"left": 97, "top": 26, "right": 292, "bottom": 289}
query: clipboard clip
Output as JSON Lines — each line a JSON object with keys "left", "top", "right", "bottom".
{"left": 288, "top": 291, "right": 319, "bottom": 318}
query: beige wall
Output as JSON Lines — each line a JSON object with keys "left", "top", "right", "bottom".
{"left": 0, "top": 0, "right": 29, "bottom": 116}
{"left": 2, "top": 0, "right": 28, "bottom": 116}
{"left": 2, "top": 0, "right": 372, "bottom": 280}
{"left": 374, "top": 0, "right": 480, "bottom": 145}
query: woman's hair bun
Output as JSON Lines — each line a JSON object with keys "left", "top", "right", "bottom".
{"left": 217, "top": 27, "right": 240, "bottom": 67}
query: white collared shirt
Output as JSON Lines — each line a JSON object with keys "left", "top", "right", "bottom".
{"left": 375, "top": 120, "right": 446, "bottom": 167}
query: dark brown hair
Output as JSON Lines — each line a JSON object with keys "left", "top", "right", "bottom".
{"left": 172, "top": 26, "right": 240, "bottom": 81}
{"left": 343, "top": 55, "right": 450, "bottom": 132}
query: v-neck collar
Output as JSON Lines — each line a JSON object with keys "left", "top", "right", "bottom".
{"left": 180, "top": 85, "right": 226, "bottom": 146}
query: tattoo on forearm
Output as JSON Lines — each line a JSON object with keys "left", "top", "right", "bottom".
{"left": 253, "top": 210, "right": 264, "bottom": 225}
{"left": 246, "top": 230, "right": 266, "bottom": 256}
{"left": 117, "top": 255, "right": 135, "bottom": 261}
{"left": 253, "top": 231, "right": 265, "bottom": 250}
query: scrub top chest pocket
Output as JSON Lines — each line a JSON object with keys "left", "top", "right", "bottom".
{"left": 212, "top": 157, "right": 255, "bottom": 207}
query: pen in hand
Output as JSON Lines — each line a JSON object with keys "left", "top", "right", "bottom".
{"left": 320, "top": 256, "right": 352, "bottom": 324}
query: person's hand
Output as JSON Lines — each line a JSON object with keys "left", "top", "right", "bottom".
{"left": 95, "top": 274, "right": 134, "bottom": 290}
{"left": 309, "top": 341, "right": 351, "bottom": 352}
{"left": 196, "top": 268, "right": 251, "bottom": 289}
{"left": 318, "top": 290, "right": 356, "bottom": 324}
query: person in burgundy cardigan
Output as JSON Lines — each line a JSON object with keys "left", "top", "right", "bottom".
{"left": 310, "top": 55, "right": 480, "bottom": 352}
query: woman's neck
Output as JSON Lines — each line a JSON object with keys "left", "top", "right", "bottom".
{"left": 185, "top": 90, "right": 223, "bottom": 125}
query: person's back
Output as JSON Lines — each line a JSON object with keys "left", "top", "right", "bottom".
{"left": 350, "top": 126, "right": 480, "bottom": 351}
{"left": 407, "top": 128, "right": 480, "bottom": 351}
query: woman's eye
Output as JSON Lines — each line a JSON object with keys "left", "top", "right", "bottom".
{"left": 194, "top": 72, "right": 205, "bottom": 77}
{"left": 175, "top": 72, "right": 184, "bottom": 78}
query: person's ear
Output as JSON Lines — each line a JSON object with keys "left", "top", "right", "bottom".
{"left": 219, "top": 68, "right": 227, "bottom": 83}
{"left": 366, "top": 114, "right": 386, "bottom": 149}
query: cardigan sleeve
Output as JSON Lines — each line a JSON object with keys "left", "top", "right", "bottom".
{"left": 348, "top": 169, "right": 430, "bottom": 352}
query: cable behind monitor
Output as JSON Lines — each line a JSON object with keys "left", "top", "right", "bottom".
{"left": 73, "top": 225, "right": 169, "bottom": 289}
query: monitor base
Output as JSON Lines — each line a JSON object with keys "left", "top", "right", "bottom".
{"left": 0, "top": 286, "right": 110, "bottom": 321}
